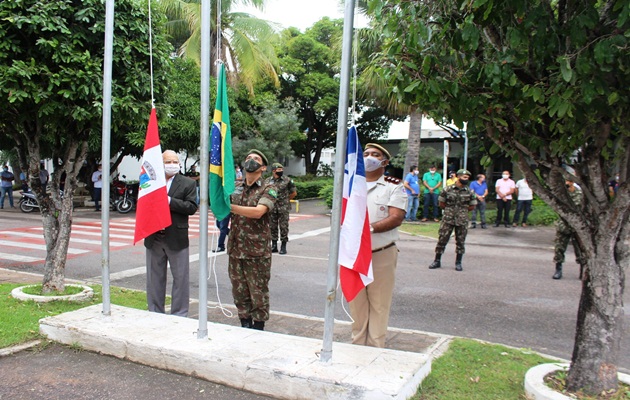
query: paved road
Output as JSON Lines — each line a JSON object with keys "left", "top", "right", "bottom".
{"left": 1, "top": 201, "right": 629, "bottom": 370}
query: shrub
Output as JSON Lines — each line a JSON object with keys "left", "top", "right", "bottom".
{"left": 294, "top": 178, "right": 332, "bottom": 200}
{"left": 319, "top": 183, "right": 334, "bottom": 208}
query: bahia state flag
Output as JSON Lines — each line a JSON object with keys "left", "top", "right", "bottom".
{"left": 338, "top": 126, "right": 373, "bottom": 302}
{"left": 209, "top": 63, "right": 235, "bottom": 221}
{"left": 133, "top": 108, "right": 172, "bottom": 244}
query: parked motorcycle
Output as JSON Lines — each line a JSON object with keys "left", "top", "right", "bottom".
{"left": 116, "top": 182, "right": 138, "bottom": 214}
{"left": 18, "top": 191, "right": 39, "bottom": 213}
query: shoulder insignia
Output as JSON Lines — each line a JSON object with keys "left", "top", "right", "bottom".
{"left": 384, "top": 176, "right": 402, "bottom": 184}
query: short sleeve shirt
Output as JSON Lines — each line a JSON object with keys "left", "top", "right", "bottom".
{"left": 228, "top": 179, "right": 277, "bottom": 258}
{"left": 495, "top": 178, "right": 516, "bottom": 200}
{"left": 403, "top": 173, "right": 420, "bottom": 195}
{"left": 469, "top": 180, "right": 487, "bottom": 197}
{"left": 422, "top": 172, "right": 442, "bottom": 194}
{"left": 367, "top": 176, "right": 407, "bottom": 249}
{"left": 515, "top": 179, "right": 533, "bottom": 200}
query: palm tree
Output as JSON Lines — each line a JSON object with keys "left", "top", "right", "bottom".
{"left": 159, "top": 0, "right": 279, "bottom": 93}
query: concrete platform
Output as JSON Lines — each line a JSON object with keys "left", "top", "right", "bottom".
{"left": 40, "top": 304, "right": 431, "bottom": 400}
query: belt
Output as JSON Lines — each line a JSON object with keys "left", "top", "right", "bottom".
{"left": 372, "top": 242, "right": 396, "bottom": 253}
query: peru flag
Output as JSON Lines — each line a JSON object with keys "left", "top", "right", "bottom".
{"left": 338, "top": 126, "right": 373, "bottom": 302}
{"left": 133, "top": 108, "right": 172, "bottom": 244}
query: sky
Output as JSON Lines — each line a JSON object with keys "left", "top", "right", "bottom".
{"left": 235, "top": 0, "right": 367, "bottom": 32}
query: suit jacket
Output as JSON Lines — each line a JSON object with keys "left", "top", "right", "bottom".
{"left": 144, "top": 173, "right": 198, "bottom": 251}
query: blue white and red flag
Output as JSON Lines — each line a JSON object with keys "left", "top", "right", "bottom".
{"left": 338, "top": 126, "right": 373, "bottom": 302}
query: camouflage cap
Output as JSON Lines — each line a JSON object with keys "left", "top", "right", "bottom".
{"left": 365, "top": 143, "right": 391, "bottom": 159}
{"left": 456, "top": 169, "right": 472, "bottom": 176}
{"left": 247, "top": 149, "right": 268, "bottom": 166}
{"left": 271, "top": 162, "right": 283, "bottom": 170}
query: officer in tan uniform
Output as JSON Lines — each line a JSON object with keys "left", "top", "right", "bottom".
{"left": 228, "top": 149, "right": 277, "bottom": 330}
{"left": 349, "top": 143, "right": 407, "bottom": 348}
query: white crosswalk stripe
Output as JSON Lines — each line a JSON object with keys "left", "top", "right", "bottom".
{"left": 0, "top": 252, "right": 44, "bottom": 262}
{"left": 0, "top": 240, "right": 89, "bottom": 254}
{"left": 2, "top": 231, "right": 128, "bottom": 247}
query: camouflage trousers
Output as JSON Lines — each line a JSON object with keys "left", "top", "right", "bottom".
{"left": 553, "top": 228, "right": 586, "bottom": 265}
{"left": 228, "top": 255, "right": 271, "bottom": 322}
{"left": 270, "top": 207, "right": 290, "bottom": 242}
{"left": 435, "top": 222, "right": 468, "bottom": 255}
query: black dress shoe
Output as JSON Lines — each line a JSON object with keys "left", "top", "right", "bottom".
{"left": 212, "top": 247, "right": 225, "bottom": 253}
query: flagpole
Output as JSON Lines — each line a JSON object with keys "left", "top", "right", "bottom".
{"left": 197, "top": 0, "right": 211, "bottom": 339}
{"left": 100, "top": 0, "right": 115, "bottom": 317}
{"left": 321, "top": 0, "right": 355, "bottom": 363}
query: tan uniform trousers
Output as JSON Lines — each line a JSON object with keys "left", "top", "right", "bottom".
{"left": 349, "top": 244, "right": 398, "bottom": 348}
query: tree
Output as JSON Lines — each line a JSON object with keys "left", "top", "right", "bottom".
{"left": 159, "top": 0, "right": 279, "bottom": 94}
{"left": 278, "top": 18, "right": 395, "bottom": 174}
{"left": 0, "top": 0, "right": 173, "bottom": 292}
{"left": 367, "top": 0, "right": 629, "bottom": 394}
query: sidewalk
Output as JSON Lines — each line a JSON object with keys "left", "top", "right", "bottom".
{"left": 0, "top": 268, "right": 446, "bottom": 400}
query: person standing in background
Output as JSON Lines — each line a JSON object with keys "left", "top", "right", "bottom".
{"left": 469, "top": 174, "right": 488, "bottom": 229}
{"left": 421, "top": 165, "right": 442, "bottom": 222}
{"left": 494, "top": 171, "right": 515, "bottom": 227}
{"left": 265, "top": 163, "right": 297, "bottom": 255}
{"left": 403, "top": 165, "right": 420, "bottom": 221}
{"left": 513, "top": 177, "right": 533, "bottom": 227}
{"left": 0, "top": 165, "right": 15, "bottom": 209}
{"left": 91, "top": 164, "right": 103, "bottom": 211}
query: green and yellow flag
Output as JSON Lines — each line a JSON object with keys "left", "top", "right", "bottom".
{"left": 209, "top": 63, "right": 235, "bottom": 220}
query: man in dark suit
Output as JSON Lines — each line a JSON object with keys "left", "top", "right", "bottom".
{"left": 144, "top": 150, "right": 198, "bottom": 317}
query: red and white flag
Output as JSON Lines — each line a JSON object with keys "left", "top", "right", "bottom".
{"left": 133, "top": 108, "right": 172, "bottom": 244}
{"left": 339, "top": 126, "right": 373, "bottom": 302}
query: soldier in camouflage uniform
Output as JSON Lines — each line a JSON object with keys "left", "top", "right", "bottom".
{"left": 227, "top": 149, "right": 277, "bottom": 330}
{"left": 265, "top": 163, "right": 297, "bottom": 254}
{"left": 552, "top": 179, "right": 585, "bottom": 280}
{"left": 428, "top": 169, "right": 477, "bottom": 271}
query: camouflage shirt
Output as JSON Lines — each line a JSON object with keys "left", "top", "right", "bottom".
{"left": 264, "top": 175, "right": 296, "bottom": 211}
{"left": 438, "top": 184, "right": 477, "bottom": 226}
{"left": 227, "top": 179, "right": 277, "bottom": 258}
{"left": 557, "top": 187, "right": 583, "bottom": 233}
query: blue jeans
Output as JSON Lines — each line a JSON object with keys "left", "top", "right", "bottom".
{"left": 216, "top": 215, "right": 231, "bottom": 248}
{"left": 405, "top": 195, "right": 419, "bottom": 220}
{"left": 513, "top": 200, "right": 532, "bottom": 224}
{"left": 0, "top": 186, "right": 14, "bottom": 208}
{"left": 471, "top": 200, "right": 486, "bottom": 224}
{"left": 423, "top": 192, "right": 439, "bottom": 219}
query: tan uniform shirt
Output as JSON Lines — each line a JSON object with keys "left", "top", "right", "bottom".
{"left": 367, "top": 176, "right": 407, "bottom": 249}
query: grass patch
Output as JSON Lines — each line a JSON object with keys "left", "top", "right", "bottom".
{"left": 400, "top": 221, "right": 441, "bottom": 239}
{"left": 0, "top": 283, "right": 158, "bottom": 348}
{"left": 545, "top": 369, "right": 630, "bottom": 399}
{"left": 21, "top": 284, "right": 85, "bottom": 296}
{"left": 415, "top": 338, "right": 554, "bottom": 400}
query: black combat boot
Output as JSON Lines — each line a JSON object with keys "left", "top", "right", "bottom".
{"left": 471, "top": 222, "right": 476, "bottom": 229}
{"left": 553, "top": 263, "right": 563, "bottom": 280}
{"left": 455, "top": 254, "right": 463, "bottom": 271}
{"left": 240, "top": 317, "right": 253, "bottom": 328}
{"left": 271, "top": 241, "right": 278, "bottom": 253}
{"left": 252, "top": 321, "right": 265, "bottom": 331}
{"left": 279, "top": 241, "right": 287, "bottom": 255}
{"left": 428, "top": 254, "right": 442, "bottom": 269}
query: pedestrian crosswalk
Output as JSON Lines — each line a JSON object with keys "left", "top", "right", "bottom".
{"left": 0, "top": 212, "right": 317, "bottom": 266}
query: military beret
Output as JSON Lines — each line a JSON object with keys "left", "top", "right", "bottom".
{"left": 271, "top": 162, "right": 283, "bottom": 170}
{"left": 365, "top": 143, "right": 391, "bottom": 159}
{"left": 456, "top": 169, "right": 472, "bottom": 176}
{"left": 247, "top": 149, "right": 268, "bottom": 166}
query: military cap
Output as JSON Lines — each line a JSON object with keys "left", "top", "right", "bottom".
{"left": 456, "top": 169, "right": 472, "bottom": 176}
{"left": 271, "top": 162, "right": 283, "bottom": 170}
{"left": 365, "top": 143, "right": 391, "bottom": 159}
{"left": 247, "top": 149, "right": 268, "bottom": 166}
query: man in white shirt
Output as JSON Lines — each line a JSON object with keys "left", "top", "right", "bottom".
{"left": 513, "top": 177, "right": 533, "bottom": 227}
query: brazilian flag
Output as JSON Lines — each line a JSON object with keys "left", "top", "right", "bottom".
{"left": 209, "top": 63, "right": 235, "bottom": 220}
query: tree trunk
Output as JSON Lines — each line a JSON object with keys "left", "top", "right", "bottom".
{"left": 567, "top": 248, "right": 623, "bottom": 393}
{"left": 404, "top": 109, "right": 422, "bottom": 174}
{"left": 41, "top": 200, "right": 74, "bottom": 293}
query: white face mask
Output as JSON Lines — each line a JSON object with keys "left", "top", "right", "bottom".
{"left": 413, "top": 170, "right": 419, "bottom": 175}
{"left": 164, "top": 164, "right": 180, "bottom": 176}
{"left": 502, "top": 174, "right": 509, "bottom": 179}
{"left": 364, "top": 156, "right": 384, "bottom": 172}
